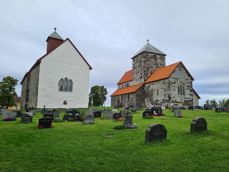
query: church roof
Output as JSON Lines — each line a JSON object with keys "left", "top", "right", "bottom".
{"left": 145, "top": 62, "right": 180, "bottom": 83}
{"left": 46, "top": 31, "right": 64, "bottom": 41}
{"left": 111, "top": 61, "right": 195, "bottom": 96}
{"left": 21, "top": 38, "right": 92, "bottom": 84}
{"left": 132, "top": 42, "right": 166, "bottom": 58}
{"left": 111, "top": 83, "right": 143, "bottom": 96}
{"left": 117, "top": 69, "right": 133, "bottom": 84}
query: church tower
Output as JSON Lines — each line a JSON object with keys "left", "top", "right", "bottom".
{"left": 132, "top": 40, "right": 166, "bottom": 84}
{"left": 46, "top": 28, "right": 64, "bottom": 53}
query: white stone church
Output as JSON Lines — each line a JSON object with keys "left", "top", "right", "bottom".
{"left": 21, "top": 30, "right": 92, "bottom": 109}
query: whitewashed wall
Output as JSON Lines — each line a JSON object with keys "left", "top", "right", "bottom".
{"left": 37, "top": 40, "right": 90, "bottom": 108}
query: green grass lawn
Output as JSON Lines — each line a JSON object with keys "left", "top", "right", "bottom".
{"left": 0, "top": 110, "right": 228, "bottom": 172}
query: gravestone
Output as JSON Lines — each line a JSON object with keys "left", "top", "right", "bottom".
{"left": 53, "top": 111, "right": 62, "bottom": 122}
{"left": 190, "top": 117, "right": 207, "bottom": 133}
{"left": 43, "top": 111, "right": 54, "bottom": 120}
{"left": 82, "top": 115, "right": 95, "bottom": 124}
{"left": 173, "top": 107, "right": 182, "bottom": 118}
{"left": 113, "top": 112, "right": 122, "bottom": 120}
{"left": 63, "top": 109, "right": 81, "bottom": 121}
{"left": 145, "top": 124, "right": 167, "bottom": 142}
{"left": 102, "top": 110, "right": 113, "bottom": 119}
{"left": 93, "top": 110, "right": 102, "bottom": 118}
{"left": 21, "top": 114, "right": 33, "bottom": 123}
{"left": 24, "top": 112, "right": 34, "bottom": 117}
{"left": 123, "top": 109, "right": 137, "bottom": 129}
{"left": 143, "top": 109, "right": 154, "bottom": 119}
{"left": 151, "top": 107, "right": 163, "bottom": 116}
{"left": 215, "top": 108, "right": 221, "bottom": 113}
{"left": 38, "top": 118, "right": 52, "bottom": 129}
{"left": 1, "top": 109, "right": 16, "bottom": 121}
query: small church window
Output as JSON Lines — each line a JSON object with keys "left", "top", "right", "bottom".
{"left": 68, "top": 79, "right": 73, "bottom": 92}
{"left": 58, "top": 79, "right": 64, "bottom": 91}
{"left": 58, "top": 78, "right": 73, "bottom": 92}
{"left": 63, "top": 77, "right": 68, "bottom": 91}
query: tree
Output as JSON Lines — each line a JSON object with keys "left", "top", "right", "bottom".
{"left": 89, "top": 85, "right": 107, "bottom": 106}
{"left": 210, "top": 99, "right": 217, "bottom": 108}
{"left": 0, "top": 76, "right": 18, "bottom": 108}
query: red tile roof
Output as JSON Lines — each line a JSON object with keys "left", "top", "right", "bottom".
{"left": 111, "top": 83, "right": 143, "bottom": 96}
{"left": 117, "top": 69, "right": 133, "bottom": 84}
{"left": 145, "top": 61, "right": 194, "bottom": 84}
{"left": 112, "top": 61, "right": 195, "bottom": 96}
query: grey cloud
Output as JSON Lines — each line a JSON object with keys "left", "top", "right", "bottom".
{"left": 0, "top": 0, "right": 229, "bottom": 105}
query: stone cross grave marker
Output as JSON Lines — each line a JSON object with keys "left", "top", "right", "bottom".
{"left": 123, "top": 109, "right": 137, "bottom": 129}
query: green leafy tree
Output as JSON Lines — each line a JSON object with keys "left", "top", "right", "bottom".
{"left": 0, "top": 76, "right": 18, "bottom": 108}
{"left": 210, "top": 99, "right": 217, "bottom": 108}
{"left": 223, "top": 99, "right": 229, "bottom": 107}
{"left": 89, "top": 85, "right": 107, "bottom": 106}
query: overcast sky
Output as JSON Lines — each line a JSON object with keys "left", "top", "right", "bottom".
{"left": 0, "top": 0, "right": 229, "bottom": 105}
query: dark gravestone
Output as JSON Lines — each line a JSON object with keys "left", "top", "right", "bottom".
{"left": 93, "top": 111, "right": 102, "bottom": 118}
{"left": 151, "top": 107, "right": 163, "bottom": 116}
{"left": 66, "top": 109, "right": 81, "bottom": 121}
{"left": 21, "top": 114, "right": 32, "bottom": 123}
{"left": 43, "top": 111, "right": 54, "bottom": 120}
{"left": 143, "top": 109, "right": 154, "bottom": 119}
{"left": 190, "top": 117, "right": 207, "bottom": 133}
{"left": 145, "top": 124, "right": 167, "bottom": 142}
{"left": 82, "top": 115, "right": 95, "bottom": 124}
{"left": 38, "top": 118, "right": 52, "bottom": 129}
{"left": 215, "top": 108, "right": 221, "bottom": 113}
{"left": 113, "top": 112, "right": 122, "bottom": 120}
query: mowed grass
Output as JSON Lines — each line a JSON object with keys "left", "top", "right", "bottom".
{"left": 0, "top": 110, "right": 228, "bottom": 172}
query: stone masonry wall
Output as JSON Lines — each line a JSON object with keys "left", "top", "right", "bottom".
{"left": 28, "top": 65, "right": 40, "bottom": 108}
{"left": 20, "top": 77, "right": 27, "bottom": 109}
{"left": 132, "top": 52, "right": 165, "bottom": 84}
{"left": 144, "top": 63, "right": 195, "bottom": 107}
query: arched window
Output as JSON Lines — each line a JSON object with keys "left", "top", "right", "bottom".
{"left": 68, "top": 79, "right": 73, "bottom": 92}
{"left": 58, "top": 78, "right": 73, "bottom": 92}
{"left": 58, "top": 79, "right": 64, "bottom": 91}
{"left": 63, "top": 77, "right": 68, "bottom": 91}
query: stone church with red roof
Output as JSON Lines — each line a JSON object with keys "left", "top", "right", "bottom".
{"left": 111, "top": 41, "right": 200, "bottom": 108}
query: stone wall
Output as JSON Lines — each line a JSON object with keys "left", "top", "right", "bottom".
{"left": 144, "top": 63, "right": 196, "bottom": 107}
{"left": 20, "top": 77, "right": 27, "bottom": 109}
{"left": 21, "top": 65, "right": 40, "bottom": 109}
{"left": 132, "top": 52, "right": 165, "bottom": 84}
{"left": 28, "top": 65, "right": 40, "bottom": 108}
